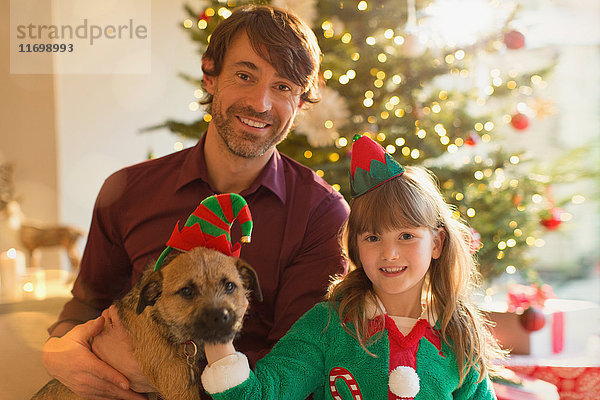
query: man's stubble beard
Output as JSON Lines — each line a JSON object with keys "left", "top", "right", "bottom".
{"left": 212, "top": 102, "right": 292, "bottom": 159}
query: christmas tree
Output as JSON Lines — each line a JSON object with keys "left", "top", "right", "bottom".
{"left": 152, "top": 0, "right": 580, "bottom": 282}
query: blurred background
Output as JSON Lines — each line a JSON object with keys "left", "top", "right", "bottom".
{"left": 1, "top": 0, "right": 598, "bottom": 399}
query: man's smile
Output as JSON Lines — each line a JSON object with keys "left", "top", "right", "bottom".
{"left": 237, "top": 116, "right": 270, "bottom": 129}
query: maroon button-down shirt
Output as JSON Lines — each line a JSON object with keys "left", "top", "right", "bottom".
{"left": 51, "top": 134, "right": 349, "bottom": 365}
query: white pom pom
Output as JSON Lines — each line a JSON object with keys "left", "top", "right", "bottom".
{"left": 389, "top": 366, "right": 420, "bottom": 398}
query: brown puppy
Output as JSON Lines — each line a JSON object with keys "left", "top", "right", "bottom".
{"left": 32, "top": 247, "right": 262, "bottom": 400}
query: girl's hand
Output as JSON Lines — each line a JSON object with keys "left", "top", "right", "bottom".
{"left": 204, "top": 341, "right": 237, "bottom": 366}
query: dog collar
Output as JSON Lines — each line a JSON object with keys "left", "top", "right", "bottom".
{"left": 183, "top": 340, "right": 199, "bottom": 386}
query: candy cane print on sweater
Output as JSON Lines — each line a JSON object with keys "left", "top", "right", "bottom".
{"left": 329, "top": 367, "right": 363, "bottom": 400}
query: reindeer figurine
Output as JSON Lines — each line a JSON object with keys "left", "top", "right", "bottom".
{"left": 0, "top": 163, "right": 85, "bottom": 275}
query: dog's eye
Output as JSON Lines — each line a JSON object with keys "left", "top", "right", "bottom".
{"left": 224, "top": 281, "right": 236, "bottom": 294}
{"left": 176, "top": 286, "right": 195, "bottom": 299}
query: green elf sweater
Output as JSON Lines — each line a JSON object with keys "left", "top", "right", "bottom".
{"left": 201, "top": 302, "right": 496, "bottom": 400}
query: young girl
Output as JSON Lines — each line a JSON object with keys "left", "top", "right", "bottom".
{"left": 201, "top": 135, "right": 503, "bottom": 399}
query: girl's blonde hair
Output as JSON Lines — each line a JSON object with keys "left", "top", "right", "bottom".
{"left": 327, "top": 166, "right": 505, "bottom": 385}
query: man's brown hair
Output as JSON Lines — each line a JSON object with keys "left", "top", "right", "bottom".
{"left": 201, "top": 5, "right": 321, "bottom": 105}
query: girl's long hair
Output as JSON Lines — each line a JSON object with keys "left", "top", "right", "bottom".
{"left": 327, "top": 166, "right": 505, "bottom": 385}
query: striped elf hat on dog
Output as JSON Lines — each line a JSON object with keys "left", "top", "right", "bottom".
{"left": 350, "top": 134, "right": 405, "bottom": 197}
{"left": 154, "top": 193, "right": 253, "bottom": 271}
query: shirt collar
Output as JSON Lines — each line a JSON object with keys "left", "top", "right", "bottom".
{"left": 242, "top": 149, "right": 286, "bottom": 204}
{"left": 175, "top": 134, "right": 287, "bottom": 204}
{"left": 366, "top": 294, "right": 438, "bottom": 327}
{"left": 175, "top": 135, "right": 211, "bottom": 192}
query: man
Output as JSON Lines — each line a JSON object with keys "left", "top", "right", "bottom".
{"left": 42, "top": 5, "right": 349, "bottom": 399}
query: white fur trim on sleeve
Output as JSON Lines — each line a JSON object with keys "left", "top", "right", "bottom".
{"left": 201, "top": 352, "right": 251, "bottom": 394}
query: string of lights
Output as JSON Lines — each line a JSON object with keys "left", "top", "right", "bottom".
{"left": 145, "top": 0, "right": 586, "bottom": 283}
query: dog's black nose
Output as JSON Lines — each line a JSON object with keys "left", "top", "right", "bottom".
{"left": 206, "top": 308, "right": 232, "bottom": 328}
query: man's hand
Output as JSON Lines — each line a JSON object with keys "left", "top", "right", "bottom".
{"left": 92, "top": 306, "right": 155, "bottom": 393}
{"left": 42, "top": 316, "right": 146, "bottom": 400}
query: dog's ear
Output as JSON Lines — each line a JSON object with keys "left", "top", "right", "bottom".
{"left": 235, "top": 258, "right": 263, "bottom": 302}
{"left": 136, "top": 271, "right": 163, "bottom": 314}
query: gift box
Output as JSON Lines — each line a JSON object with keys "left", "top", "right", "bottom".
{"left": 492, "top": 370, "right": 559, "bottom": 400}
{"left": 483, "top": 299, "right": 600, "bottom": 356}
{"left": 497, "top": 350, "right": 600, "bottom": 400}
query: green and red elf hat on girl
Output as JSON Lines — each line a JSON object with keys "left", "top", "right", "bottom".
{"left": 153, "top": 193, "right": 253, "bottom": 271}
{"left": 351, "top": 136, "right": 446, "bottom": 398}
{"left": 350, "top": 134, "right": 405, "bottom": 197}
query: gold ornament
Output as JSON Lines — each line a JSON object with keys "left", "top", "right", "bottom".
{"left": 529, "top": 97, "right": 557, "bottom": 120}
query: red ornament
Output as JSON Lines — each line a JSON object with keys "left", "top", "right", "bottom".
{"left": 197, "top": 10, "right": 212, "bottom": 22}
{"left": 540, "top": 207, "right": 563, "bottom": 230}
{"left": 504, "top": 30, "right": 525, "bottom": 50}
{"left": 465, "top": 132, "right": 480, "bottom": 146}
{"left": 512, "top": 192, "right": 524, "bottom": 206}
{"left": 510, "top": 113, "right": 530, "bottom": 130}
{"left": 508, "top": 283, "right": 556, "bottom": 312}
{"left": 519, "top": 307, "right": 546, "bottom": 332}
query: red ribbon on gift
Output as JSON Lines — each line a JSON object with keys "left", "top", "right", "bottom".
{"left": 507, "top": 283, "right": 555, "bottom": 312}
{"left": 552, "top": 311, "right": 564, "bottom": 354}
{"left": 507, "top": 283, "right": 564, "bottom": 355}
